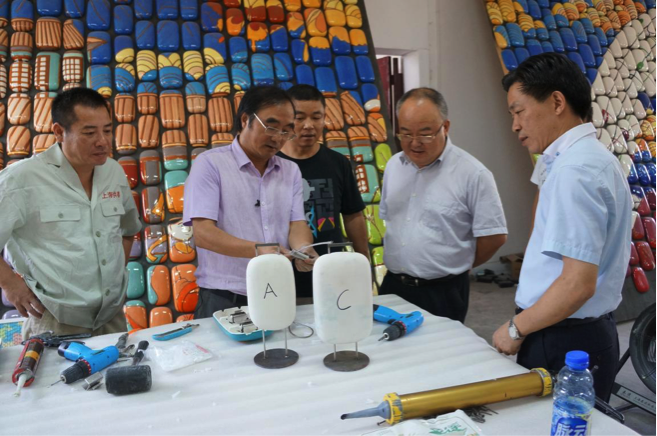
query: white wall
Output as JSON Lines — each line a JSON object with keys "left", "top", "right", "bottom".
{"left": 364, "top": 0, "right": 536, "bottom": 261}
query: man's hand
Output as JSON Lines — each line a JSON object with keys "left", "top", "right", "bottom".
{"left": 3, "top": 276, "right": 45, "bottom": 319}
{"left": 294, "top": 247, "right": 318, "bottom": 272}
{"left": 492, "top": 321, "right": 524, "bottom": 356}
{"left": 257, "top": 244, "right": 290, "bottom": 257}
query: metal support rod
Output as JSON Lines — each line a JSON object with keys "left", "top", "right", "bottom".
{"left": 333, "top": 344, "right": 337, "bottom": 361}
{"left": 284, "top": 329, "right": 289, "bottom": 358}
{"left": 355, "top": 342, "right": 359, "bottom": 360}
{"left": 262, "top": 330, "right": 267, "bottom": 359}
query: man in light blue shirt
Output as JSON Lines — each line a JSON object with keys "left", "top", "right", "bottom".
{"left": 492, "top": 53, "right": 632, "bottom": 401}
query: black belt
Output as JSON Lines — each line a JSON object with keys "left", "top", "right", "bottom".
{"left": 516, "top": 307, "right": 612, "bottom": 327}
{"left": 200, "top": 287, "right": 244, "bottom": 303}
{"left": 387, "top": 271, "right": 460, "bottom": 287}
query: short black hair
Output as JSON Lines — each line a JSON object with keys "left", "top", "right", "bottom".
{"left": 234, "top": 85, "right": 294, "bottom": 135}
{"left": 51, "top": 88, "right": 110, "bottom": 131}
{"left": 287, "top": 84, "right": 326, "bottom": 108}
{"left": 502, "top": 53, "right": 591, "bottom": 120}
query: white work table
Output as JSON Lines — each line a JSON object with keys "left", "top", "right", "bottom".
{"left": 0, "top": 295, "right": 637, "bottom": 435}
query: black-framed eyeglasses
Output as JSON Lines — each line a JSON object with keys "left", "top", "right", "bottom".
{"left": 253, "top": 113, "right": 297, "bottom": 141}
{"left": 396, "top": 123, "right": 446, "bottom": 144}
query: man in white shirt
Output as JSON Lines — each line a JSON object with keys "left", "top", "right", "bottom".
{"left": 379, "top": 88, "right": 508, "bottom": 323}
{"left": 493, "top": 53, "right": 632, "bottom": 401}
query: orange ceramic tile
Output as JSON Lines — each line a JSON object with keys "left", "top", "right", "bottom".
{"left": 323, "top": 0, "right": 346, "bottom": 27}
{"left": 244, "top": 0, "right": 266, "bottom": 21}
{"left": 162, "top": 129, "right": 187, "bottom": 147}
{"left": 211, "top": 132, "right": 234, "bottom": 147}
{"left": 226, "top": 8, "right": 245, "bottom": 36}
{"left": 118, "top": 156, "right": 139, "bottom": 189}
{"left": 138, "top": 115, "right": 160, "bottom": 149}
{"left": 0, "top": 65, "right": 6, "bottom": 98}
{"left": 9, "top": 61, "right": 31, "bottom": 93}
{"left": 340, "top": 90, "right": 365, "bottom": 126}
{"left": 287, "top": 12, "right": 306, "bottom": 38}
{"left": 160, "top": 91, "right": 185, "bottom": 129}
{"left": 7, "top": 93, "right": 30, "bottom": 125}
{"left": 123, "top": 301, "right": 148, "bottom": 332}
{"left": 147, "top": 265, "right": 171, "bottom": 306}
{"left": 176, "top": 314, "right": 195, "bottom": 322}
{"left": 304, "top": 8, "right": 327, "bottom": 37}
{"left": 172, "top": 264, "right": 199, "bottom": 313}
{"left": 233, "top": 91, "right": 244, "bottom": 114}
{"left": 367, "top": 113, "right": 387, "bottom": 143}
{"left": 62, "top": 19, "right": 84, "bottom": 50}
{"left": 114, "top": 94, "right": 135, "bottom": 123}
{"left": 324, "top": 97, "right": 344, "bottom": 131}
{"left": 149, "top": 307, "right": 173, "bottom": 327}
{"left": 142, "top": 188, "right": 166, "bottom": 224}
{"left": 283, "top": 0, "right": 301, "bottom": 11}
{"left": 32, "top": 134, "right": 56, "bottom": 154}
{"left": 7, "top": 126, "right": 30, "bottom": 157}
{"left": 168, "top": 218, "right": 196, "bottom": 264}
{"left": 344, "top": 4, "right": 362, "bottom": 28}
{"left": 33, "top": 92, "right": 55, "bottom": 133}
{"left": 35, "top": 18, "right": 62, "bottom": 50}
{"left": 115, "top": 123, "right": 137, "bottom": 155}
{"left": 208, "top": 97, "right": 233, "bottom": 132}
{"left": 189, "top": 114, "right": 209, "bottom": 146}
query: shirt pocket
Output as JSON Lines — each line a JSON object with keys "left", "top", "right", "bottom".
{"left": 420, "top": 198, "right": 468, "bottom": 245}
{"left": 38, "top": 205, "right": 82, "bottom": 241}
{"left": 101, "top": 201, "right": 125, "bottom": 236}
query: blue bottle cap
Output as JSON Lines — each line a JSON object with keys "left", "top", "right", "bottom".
{"left": 565, "top": 350, "right": 589, "bottom": 371}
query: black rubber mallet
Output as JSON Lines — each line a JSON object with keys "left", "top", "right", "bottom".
{"left": 105, "top": 341, "right": 152, "bottom": 395}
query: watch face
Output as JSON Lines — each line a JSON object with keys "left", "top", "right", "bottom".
{"left": 509, "top": 323, "right": 519, "bottom": 340}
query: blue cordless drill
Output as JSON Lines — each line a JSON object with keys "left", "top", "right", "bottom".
{"left": 373, "top": 304, "right": 424, "bottom": 341}
{"left": 56, "top": 334, "right": 126, "bottom": 384}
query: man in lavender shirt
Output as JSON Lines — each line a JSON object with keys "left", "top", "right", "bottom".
{"left": 183, "top": 86, "right": 318, "bottom": 319}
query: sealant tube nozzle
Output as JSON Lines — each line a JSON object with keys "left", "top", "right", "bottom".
{"left": 341, "top": 401, "right": 390, "bottom": 420}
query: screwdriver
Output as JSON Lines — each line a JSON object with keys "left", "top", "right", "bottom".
{"left": 12, "top": 337, "right": 45, "bottom": 397}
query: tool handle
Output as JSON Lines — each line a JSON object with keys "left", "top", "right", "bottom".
{"left": 12, "top": 338, "right": 44, "bottom": 386}
{"left": 373, "top": 305, "right": 402, "bottom": 324}
{"left": 132, "top": 341, "right": 149, "bottom": 366}
{"left": 152, "top": 326, "right": 193, "bottom": 341}
{"left": 403, "top": 311, "right": 424, "bottom": 335}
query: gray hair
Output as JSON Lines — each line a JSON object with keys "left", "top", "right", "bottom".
{"left": 395, "top": 88, "right": 449, "bottom": 119}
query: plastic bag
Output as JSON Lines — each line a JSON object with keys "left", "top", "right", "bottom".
{"left": 147, "top": 340, "right": 213, "bottom": 372}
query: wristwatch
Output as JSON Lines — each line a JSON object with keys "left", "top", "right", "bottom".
{"left": 508, "top": 316, "right": 524, "bottom": 341}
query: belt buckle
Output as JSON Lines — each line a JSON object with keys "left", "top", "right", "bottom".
{"left": 414, "top": 278, "right": 419, "bottom": 286}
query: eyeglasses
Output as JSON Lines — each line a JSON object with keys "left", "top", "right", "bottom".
{"left": 253, "top": 113, "right": 297, "bottom": 141}
{"left": 396, "top": 123, "right": 446, "bottom": 144}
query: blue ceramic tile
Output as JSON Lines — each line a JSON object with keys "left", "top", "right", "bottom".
{"left": 361, "top": 84, "right": 379, "bottom": 111}
{"left": 87, "top": 65, "right": 112, "bottom": 96}
{"left": 526, "top": 39, "right": 544, "bottom": 56}
{"left": 595, "top": 56, "right": 603, "bottom": 67}
{"left": 548, "top": 30, "right": 565, "bottom": 53}
{"left": 346, "top": 90, "right": 363, "bottom": 106}
{"left": 566, "top": 52, "right": 585, "bottom": 73}
{"left": 251, "top": 53, "right": 274, "bottom": 86}
{"left": 136, "top": 20, "right": 155, "bottom": 49}
{"left": 270, "top": 25, "right": 288, "bottom": 52}
{"left": 138, "top": 82, "right": 157, "bottom": 100}
{"left": 155, "top": 0, "right": 176, "bottom": 19}
{"left": 86, "top": 0, "right": 110, "bottom": 31}
{"left": 11, "top": 0, "right": 33, "bottom": 23}
{"left": 520, "top": 20, "right": 536, "bottom": 40}
{"left": 537, "top": 0, "right": 548, "bottom": 6}
{"left": 247, "top": 23, "right": 270, "bottom": 52}
{"left": 514, "top": 47, "right": 530, "bottom": 64}
{"left": 637, "top": 163, "right": 650, "bottom": 186}
{"left": 515, "top": 0, "right": 528, "bottom": 13}
{"left": 228, "top": 36, "right": 247, "bottom": 63}
{"left": 541, "top": 9, "right": 557, "bottom": 30}
{"left": 182, "top": 50, "right": 203, "bottom": 81}
{"left": 330, "top": 31, "right": 351, "bottom": 55}
{"left": 578, "top": 43, "right": 595, "bottom": 68}
{"left": 0, "top": 1, "right": 8, "bottom": 25}
{"left": 37, "top": 0, "right": 62, "bottom": 16}
{"left": 295, "top": 65, "right": 314, "bottom": 86}
{"left": 231, "top": 62, "right": 251, "bottom": 91}
{"left": 351, "top": 33, "right": 368, "bottom": 55}
{"left": 554, "top": 13, "right": 568, "bottom": 28}
{"left": 273, "top": 52, "right": 293, "bottom": 81}
{"left": 201, "top": 2, "right": 222, "bottom": 32}
{"left": 505, "top": 23, "right": 525, "bottom": 48}
{"left": 182, "top": 22, "right": 201, "bottom": 50}
{"left": 87, "top": 31, "right": 112, "bottom": 64}
{"left": 536, "top": 26, "right": 549, "bottom": 41}
{"left": 115, "top": 35, "right": 134, "bottom": 62}
{"left": 587, "top": 35, "right": 601, "bottom": 56}
{"left": 593, "top": 27, "right": 607, "bottom": 47}
{"left": 180, "top": 0, "right": 197, "bottom": 20}
{"left": 638, "top": 93, "right": 652, "bottom": 112}
{"left": 559, "top": 27, "right": 577, "bottom": 52}
{"left": 527, "top": 0, "right": 541, "bottom": 20}
{"left": 310, "top": 40, "right": 331, "bottom": 66}
{"left": 355, "top": 56, "right": 375, "bottom": 83}
{"left": 157, "top": 20, "right": 179, "bottom": 51}
{"left": 185, "top": 81, "right": 205, "bottom": 98}
{"left": 335, "top": 56, "right": 358, "bottom": 90}
{"left": 579, "top": 17, "right": 594, "bottom": 35}
{"left": 291, "top": 39, "right": 308, "bottom": 64}
{"left": 494, "top": 26, "right": 510, "bottom": 49}
{"left": 287, "top": 14, "right": 305, "bottom": 39}
{"left": 114, "top": 5, "right": 133, "bottom": 35}
{"left": 647, "top": 0, "right": 655, "bottom": 8}
{"left": 64, "top": 0, "right": 87, "bottom": 18}
{"left": 315, "top": 67, "right": 337, "bottom": 96}
{"left": 204, "top": 32, "right": 227, "bottom": 65}
{"left": 501, "top": 49, "right": 518, "bottom": 71}
{"left": 115, "top": 62, "right": 136, "bottom": 92}
{"left": 206, "top": 65, "right": 229, "bottom": 95}
{"left": 585, "top": 68, "right": 597, "bottom": 84}
{"left": 159, "top": 53, "right": 183, "bottom": 89}
{"left": 647, "top": 163, "right": 656, "bottom": 185}
{"left": 134, "top": 0, "right": 152, "bottom": 19}
{"left": 278, "top": 82, "right": 293, "bottom": 90}
{"left": 628, "top": 167, "right": 639, "bottom": 185}
{"left": 570, "top": 21, "right": 587, "bottom": 44}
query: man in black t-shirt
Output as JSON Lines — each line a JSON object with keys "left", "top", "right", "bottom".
{"left": 278, "top": 85, "right": 369, "bottom": 300}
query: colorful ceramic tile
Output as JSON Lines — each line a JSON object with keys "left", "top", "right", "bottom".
{"left": 136, "top": 50, "right": 157, "bottom": 81}
{"left": 164, "top": 170, "right": 187, "bottom": 213}
{"left": 0, "top": 65, "right": 6, "bottom": 98}
{"left": 494, "top": 25, "right": 510, "bottom": 49}
{"left": 11, "top": 0, "right": 34, "bottom": 32}
{"left": 138, "top": 114, "right": 159, "bottom": 148}
{"left": 113, "top": 36, "right": 134, "bottom": 64}
{"left": 147, "top": 268, "right": 171, "bottom": 304}
{"left": 324, "top": 0, "right": 346, "bottom": 27}
{"left": 278, "top": 81, "right": 293, "bottom": 90}
{"left": 208, "top": 98, "right": 233, "bottom": 132}
{"left": 138, "top": 82, "right": 158, "bottom": 114}
{"left": 34, "top": 52, "right": 60, "bottom": 91}
{"left": 559, "top": 27, "right": 578, "bottom": 51}
{"left": 324, "top": 97, "right": 344, "bottom": 131}
{"left": 33, "top": 92, "right": 56, "bottom": 132}
{"left": 334, "top": 56, "right": 357, "bottom": 90}
{"left": 526, "top": 38, "right": 543, "bottom": 57}
{"left": 204, "top": 32, "right": 227, "bottom": 66}
{"left": 32, "top": 133, "right": 56, "bottom": 154}
{"left": 150, "top": 306, "right": 173, "bottom": 327}
{"left": 142, "top": 189, "right": 165, "bottom": 225}
{"left": 61, "top": 82, "right": 81, "bottom": 91}
{"left": 181, "top": 50, "right": 203, "bottom": 82}
{"left": 126, "top": 262, "right": 145, "bottom": 299}
{"left": 245, "top": 0, "right": 266, "bottom": 21}
{"left": 180, "top": 0, "right": 198, "bottom": 20}
{"left": 290, "top": 38, "right": 308, "bottom": 64}
{"left": 0, "top": 29, "right": 7, "bottom": 62}
{"left": 139, "top": 149, "right": 161, "bottom": 186}
{"left": 349, "top": 28, "right": 367, "bottom": 55}
{"left": 172, "top": 264, "right": 199, "bottom": 313}
{"left": 162, "top": 130, "right": 186, "bottom": 148}
{"left": 135, "top": 0, "right": 152, "bottom": 19}
{"left": 514, "top": 47, "right": 530, "bottom": 64}
{"left": 266, "top": 0, "right": 285, "bottom": 23}
{"left": 247, "top": 22, "right": 270, "bottom": 52}
{"left": 189, "top": 114, "right": 209, "bottom": 146}
{"left": 185, "top": 82, "right": 207, "bottom": 113}
{"left": 87, "top": 31, "right": 111, "bottom": 65}
{"left": 345, "top": 4, "right": 362, "bottom": 28}
{"left": 135, "top": 20, "right": 155, "bottom": 50}
{"left": 501, "top": 48, "right": 519, "bottom": 71}
{"left": 86, "top": 0, "right": 110, "bottom": 31}
{"left": 9, "top": 61, "right": 30, "bottom": 93}
{"left": 10, "top": 31, "right": 32, "bottom": 61}
{"left": 62, "top": 19, "right": 84, "bottom": 50}
{"left": 156, "top": 0, "right": 177, "bottom": 19}
{"left": 304, "top": 8, "right": 327, "bottom": 37}
{"left": 309, "top": 36, "right": 331, "bottom": 66}
{"left": 355, "top": 55, "right": 375, "bottom": 83}
{"left": 201, "top": 2, "right": 223, "bottom": 32}
{"left": 85, "top": 65, "right": 111, "bottom": 98}
{"left": 273, "top": 52, "right": 293, "bottom": 81}
{"left": 0, "top": 1, "right": 7, "bottom": 28}
{"left": 211, "top": 133, "right": 233, "bottom": 147}
{"left": 293, "top": 64, "right": 313, "bottom": 86}
{"left": 361, "top": 83, "right": 380, "bottom": 112}
{"left": 230, "top": 62, "right": 250, "bottom": 91}
{"left": 118, "top": 156, "right": 138, "bottom": 188}
{"left": 594, "top": 27, "right": 608, "bottom": 47}
{"left": 64, "top": 0, "right": 84, "bottom": 18}
{"left": 114, "top": 94, "right": 135, "bottom": 124}
{"left": 205, "top": 64, "right": 230, "bottom": 96}
{"left": 367, "top": 113, "right": 386, "bottom": 143}
{"left": 160, "top": 90, "right": 185, "bottom": 129}
{"left": 115, "top": 123, "right": 137, "bottom": 155}
{"left": 163, "top": 145, "right": 188, "bottom": 170}
{"left": 540, "top": 41, "right": 554, "bottom": 53}
{"left": 251, "top": 53, "right": 274, "bottom": 86}
{"left": 123, "top": 300, "right": 147, "bottom": 331}
{"left": 8, "top": 92, "right": 29, "bottom": 124}
{"left": 283, "top": 0, "right": 300, "bottom": 11}
{"left": 287, "top": 11, "right": 306, "bottom": 38}
{"left": 517, "top": 13, "right": 535, "bottom": 39}
{"left": 35, "top": 18, "right": 61, "bottom": 50}
{"left": 233, "top": 91, "right": 244, "bottom": 115}
{"left": 348, "top": 126, "right": 373, "bottom": 163}
{"left": 374, "top": 143, "right": 391, "bottom": 173}
{"left": 182, "top": 22, "right": 201, "bottom": 50}
{"left": 270, "top": 24, "right": 288, "bottom": 52}
{"left": 356, "top": 166, "right": 381, "bottom": 205}
{"left": 329, "top": 26, "right": 350, "bottom": 55}
{"left": 225, "top": 37, "right": 247, "bottom": 64}
{"left": 113, "top": 5, "right": 133, "bottom": 35}
{"left": 541, "top": 8, "right": 556, "bottom": 30}
{"left": 129, "top": 231, "right": 142, "bottom": 260}
{"left": 315, "top": 67, "right": 337, "bottom": 97}
{"left": 325, "top": 131, "right": 349, "bottom": 158}
{"left": 505, "top": 22, "right": 524, "bottom": 48}
{"left": 157, "top": 20, "right": 179, "bottom": 52}
{"left": 158, "top": 52, "right": 183, "bottom": 89}
{"left": 340, "top": 90, "right": 365, "bottom": 125}
{"left": 7, "top": 125, "right": 30, "bottom": 157}
{"left": 226, "top": 7, "right": 245, "bottom": 36}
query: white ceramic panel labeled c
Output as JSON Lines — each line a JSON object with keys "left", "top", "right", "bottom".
{"left": 246, "top": 254, "right": 296, "bottom": 331}
{"left": 313, "top": 252, "right": 373, "bottom": 344}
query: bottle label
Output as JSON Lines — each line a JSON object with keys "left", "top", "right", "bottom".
{"left": 551, "top": 408, "right": 591, "bottom": 436}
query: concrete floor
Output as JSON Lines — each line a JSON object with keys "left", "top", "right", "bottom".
{"left": 465, "top": 280, "right": 656, "bottom": 436}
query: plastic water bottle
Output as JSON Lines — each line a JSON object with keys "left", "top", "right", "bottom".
{"left": 550, "top": 350, "right": 595, "bottom": 436}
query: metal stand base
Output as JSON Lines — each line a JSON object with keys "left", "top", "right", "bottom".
{"left": 254, "top": 349, "right": 299, "bottom": 369}
{"left": 323, "top": 351, "right": 369, "bottom": 372}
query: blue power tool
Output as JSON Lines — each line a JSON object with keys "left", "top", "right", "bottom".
{"left": 56, "top": 334, "right": 126, "bottom": 384}
{"left": 373, "top": 304, "right": 424, "bottom": 341}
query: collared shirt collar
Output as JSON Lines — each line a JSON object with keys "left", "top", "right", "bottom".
{"left": 232, "top": 136, "right": 281, "bottom": 172}
{"left": 41, "top": 142, "right": 68, "bottom": 168}
{"left": 399, "top": 137, "right": 453, "bottom": 170}
{"left": 542, "top": 123, "right": 596, "bottom": 159}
